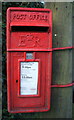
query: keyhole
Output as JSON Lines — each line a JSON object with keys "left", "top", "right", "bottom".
{"left": 16, "top": 80, "right": 18, "bottom": 83}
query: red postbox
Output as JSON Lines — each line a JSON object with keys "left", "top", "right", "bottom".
{"left": 6, "top": 7, "right": 52, "bottom": 113}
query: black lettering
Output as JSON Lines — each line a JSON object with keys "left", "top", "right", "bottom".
{"left": 26, "top": 76, "right": 32, "bottom": 78}
{"left": 25, "top": 66, "right": 31, "bottom": 68}
{"left": 22, "top": 66, "right": 24, "bottom": 68}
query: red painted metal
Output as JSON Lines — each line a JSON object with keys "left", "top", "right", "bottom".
{"left": 7, "top": 46, "right": 74, "bottom": 52}
{"left": 6, "top": 7, "right": 52, "bottom": 113}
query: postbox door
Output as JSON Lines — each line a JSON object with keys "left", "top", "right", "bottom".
{"left": 7, "top": 51, "right": 52, "bottom": 112}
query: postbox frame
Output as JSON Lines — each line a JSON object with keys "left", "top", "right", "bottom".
{"left": 7, "top": 7, "right": 52, "bottom": 113}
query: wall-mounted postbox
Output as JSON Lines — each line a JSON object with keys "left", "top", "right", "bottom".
{"left": 7, "top": 7, "right": 52, "bottom": 113}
